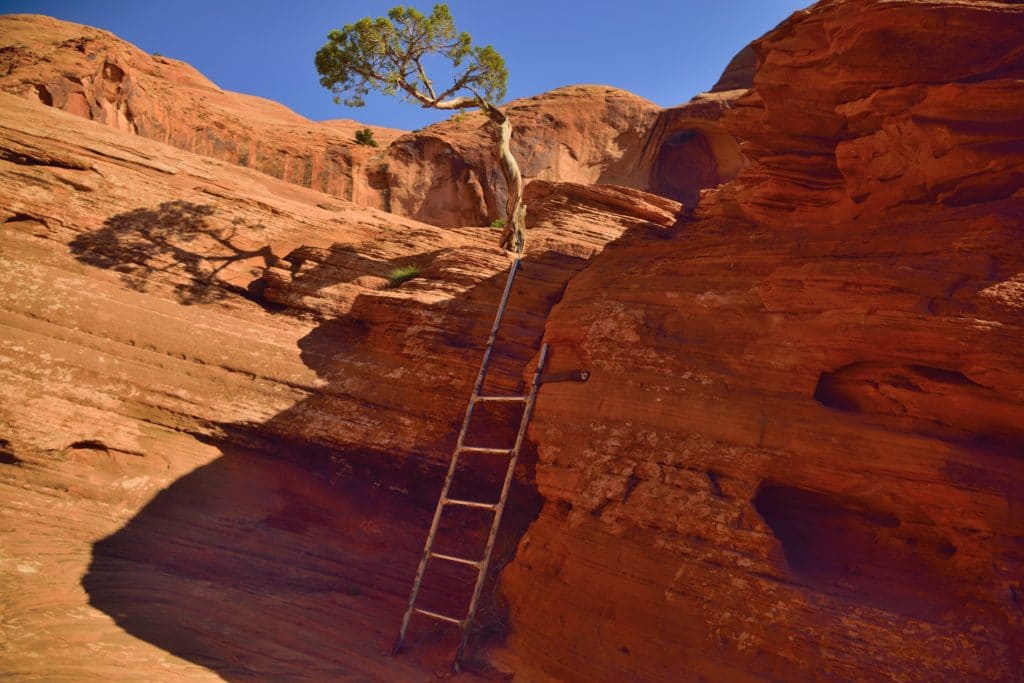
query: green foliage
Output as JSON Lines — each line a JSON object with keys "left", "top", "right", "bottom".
{"left": 354, "top": 127, "right": 378, "bottom": 147}
{"left": 490, "top": 218, "right": 505, "bottom": 229}
{"left": 315, "top": 3, "right": 508, "bottom": 109}
{"left": 387, "top": 264, "right": 421, "bottom": 287}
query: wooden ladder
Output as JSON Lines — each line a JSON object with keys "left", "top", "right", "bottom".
{"left": 394, "top": 256, "right": 548, "bottom": 668}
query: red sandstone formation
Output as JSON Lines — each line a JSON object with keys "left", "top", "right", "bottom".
{"left": 634, "top": 91, "right": 750, "bottom": 207}
{"left": 0, "top": 87, "right": 675, "bottom": 678}
{"left": 499, "top": 1, "right": 1024, "bottom": 680}
{"left": 0, "top": 14, "right": 405, "bottom": 210}
{"left": 2, "top": 0, "right": 1023, "bottom": 681}
{"left": 0, "top": 88, "right": 496, "bottom": 679}
{"left": 382, "top": 85, "right": 661, "bottom": 227}
{"left": 0, "top": 15, "right": 662, "bottom": 229}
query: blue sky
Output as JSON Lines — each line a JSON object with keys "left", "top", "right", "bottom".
{"left": 3, "top": 1, "right": 810, "bottom": 130}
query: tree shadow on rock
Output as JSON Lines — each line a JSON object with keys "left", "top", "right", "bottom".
{"left": 70, "top": 200, "right": 278, "bottom": 305}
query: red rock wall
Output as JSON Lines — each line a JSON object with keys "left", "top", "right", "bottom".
{"left": 0, "top": 87, "right": 680, "bottom": 677}
{"left": 0, "top": 16, "right": 664, "bottom": 229}
{"left": 0, "top": 14, "right": 402, "bottom": 209}
{"left": 5, "top": 2, "right": 1023, "bottom": 680}
{"left": 383, "top": 85, "right": 661, "bottom": 227}
{"left": 635, "top": 92, "right": 750, "bottom": 207}
{"left": 500, "top": 1, "right": 1024, "bottom": 680}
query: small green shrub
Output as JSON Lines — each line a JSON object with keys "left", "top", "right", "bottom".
{"left": 490, "top": 218, "right": 505, "bottom": 229}
{"left": 387, "top": 264, "right": 421, "bottom": 287}
{"left": 354, "top": 127, "right": 378, "bottom": 147}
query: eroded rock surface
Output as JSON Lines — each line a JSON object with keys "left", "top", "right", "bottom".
{"left": 635, "top": 91, "right": 750, "bottom": 207}
{"left": 0, "top": 14, "right": 407, "bottom": 211}
{"left": 0, "top": 89, "right": 476, "bottom": 680}
{"left": 383, "top": 85, "right": 661, "bottom": 227}
{"left": 0, "top": 88, "right": 676, "bottom": 679}
{"left": 4, "top": 0, "right": 1023, "bottom": 681}
{"left": 499, "top": 1, "right": 1024, "bottom": 681}
{"left": 1, "top": 16, "right": 665, "bottom": 229}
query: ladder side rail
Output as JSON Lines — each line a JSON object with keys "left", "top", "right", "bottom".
{"left": 454, "top": 342, "right": 550, "bottom": 667}
{"left": 395, "top": 257, "right": 522, "bottom": 651}
{"left": 395, "top": 429, "right": 467, "bottom": 649}
{"left": 469, "top": 256, "right": 521, "bottom": 397}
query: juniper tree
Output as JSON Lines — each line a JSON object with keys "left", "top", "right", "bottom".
{"left": 315, "top": 4, "right": 526, "bottom": 252}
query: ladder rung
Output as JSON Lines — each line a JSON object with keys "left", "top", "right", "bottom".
{"left": 430, "top": 552, "right": 482, "bottom": 569}
{"left": 414, "top": 607, "right": 463, "bottom": 626}
{"left": 458, "top": 446, "right": 514, "bottom": 455}
{"left": 444, "top": 497, "right": 497, "bottom": 511}
{"left": 473, "top": 395, "right": 528, "bottom": 403}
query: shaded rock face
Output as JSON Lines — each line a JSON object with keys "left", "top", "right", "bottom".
{"left": 636, "top": 92, "right": 750, "bottom": 207}
{"left": 496, "top": 0, "right": 1024, "bottom": 681}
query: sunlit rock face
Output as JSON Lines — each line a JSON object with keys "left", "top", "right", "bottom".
{"left": 0, "top": 14, "right": 409, "bottom": 211}
{"left": 498, "top": 1, "right": 1024, "bottom": 681}
{"left": 381, "top": 85, "right": 662, "bottom": 227}
{"left": 0, "top": 16, "right": 664, "bottom": 229}
{"left": 0, "top": 13, "right": 740, "bottom": 233}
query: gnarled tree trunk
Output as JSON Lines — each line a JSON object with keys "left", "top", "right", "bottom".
{"left": 482, "top": 103, "right": 526, "bottom": 253}
{"left": 431, "top": 96, "right": 527, "bottom": 252}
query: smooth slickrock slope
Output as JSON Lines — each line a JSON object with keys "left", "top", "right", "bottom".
{"left": 0, "top": 15, "right": 662, "bottom": 229}
{"left": 499, "top": 0, "right": 1024, "bottom": 681}
{"left": 0, "top": 90, "right": 477, "bottom": 680}
{"left": 0, "top": 13, "right": 406, "bottom": 210}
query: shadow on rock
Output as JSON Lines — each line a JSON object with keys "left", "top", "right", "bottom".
{"left": 82, "top": 430, "right": 442, "bottom": 679}
{"left": 70, "top": 200, "right": 277, "bottom": 304}
{"left": 80, "top": 245, "right": 572, "bottom": 679}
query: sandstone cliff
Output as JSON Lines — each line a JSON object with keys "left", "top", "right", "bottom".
{"left": 0, "top": 15, "right": 663, "bottom": 229}
{"left": 500, "top": 0, "right": 1024, "bottom": 680}
{"left": 0, "top": 86, "right": 677, "bottom": 678}
{"left": 0, "top": 13, "right": 407, "bottom": 210}
{"left": 2, "top": 0, "right": 1023, "bottom": 681}
{"left": 382, "top": 85, "right": 661, "bottom": 227}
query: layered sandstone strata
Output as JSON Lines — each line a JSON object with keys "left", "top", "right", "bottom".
{"left": 0, "top": 88, "right": 677, "bottom": 678}
{"left": 500, "top": 1, "right": 1024, "bottom": 680}
{"left": 0, "top": 16, "right": 663, "bottom": 229}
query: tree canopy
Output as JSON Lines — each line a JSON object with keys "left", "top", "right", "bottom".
{"left": 315, "top": 4, "right": 526, "bottom": 253}
{"left": 315, "top": 4, "right": 507, "bottom": 110}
